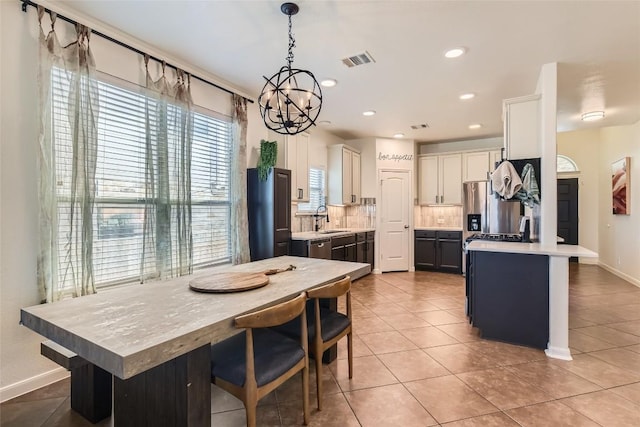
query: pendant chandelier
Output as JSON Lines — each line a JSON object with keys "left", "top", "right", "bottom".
{"left": 258, "top": 2, "right": 322, "bottom": 135}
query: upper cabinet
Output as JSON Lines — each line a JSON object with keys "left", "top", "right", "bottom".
{"left": 419, "top": 153, "right": 462, "bottom": 205}
{"left": 269, "top": 130, "right": 310, "bottom": 202}
{"left": 503, "top": 94, "right": 541, "bottom": 160}
{"left": 463, "top": 149, "right": 504, "bottom": 182}
{"left": 328, "top": 144, "right": 361, "bottom": 205}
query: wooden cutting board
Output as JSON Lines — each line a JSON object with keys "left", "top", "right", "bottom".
{"left": 189, "top": 265, "right": 296, "bottom": 293}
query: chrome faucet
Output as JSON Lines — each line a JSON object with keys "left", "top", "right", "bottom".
{"left": 313, "top": 205, "right": 330, "bottom": 232}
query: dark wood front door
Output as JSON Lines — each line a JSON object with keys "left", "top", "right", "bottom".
{"left": 557, "top": 178, "right": 579, "bottom": 261}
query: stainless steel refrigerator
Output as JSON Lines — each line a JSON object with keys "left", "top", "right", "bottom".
{"left": 462, "top": 181, "right": 521, "bottom": 271}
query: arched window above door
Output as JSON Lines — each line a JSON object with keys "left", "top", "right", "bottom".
{"left": 557, "top": 155, "right": 579, "bottom": 173}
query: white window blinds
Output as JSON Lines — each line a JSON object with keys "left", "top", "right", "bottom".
{"left": 297, "top": 167, "right": 326, "bottom": 212}
{"left": 52, "top": 69, "right": 232, "bottom": 288}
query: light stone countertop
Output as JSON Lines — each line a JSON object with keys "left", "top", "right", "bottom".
{"left": 466, "top": 241, "right": 598, "bottom": 258}
{"left": 414, "top": 226, "right": 463, "bottom": 231}
{"left": 291, "top": 228, "right": 375, "bottom": 241}
{"left": 21, "top": 256, "right": 371, "bottom": 379}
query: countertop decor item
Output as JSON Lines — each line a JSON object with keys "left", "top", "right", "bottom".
{"left": 257, "top": 139, "right": 278, "bottom": 181}
{"left": 258, "top": 2, "right": 322, "bottom": 135}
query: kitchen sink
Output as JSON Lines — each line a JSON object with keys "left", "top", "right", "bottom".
{"left": 318, "top": 229, "right": 350, "bottom": 234}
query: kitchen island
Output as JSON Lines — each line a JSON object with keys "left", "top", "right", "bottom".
{"left": 465, "top": 241, "right": 597, "bottom": 360}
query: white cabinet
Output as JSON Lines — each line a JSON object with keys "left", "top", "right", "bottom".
{"left": 329, "top": 145, "right": 361, "bottom": 205}
{"left": 463, "top": 151, "right": 490, "bottom": 182}
{"left": 269, "top": 130, "right": 310, "bottom": 202}
{"left": 504, "top": 94, "right": 541, "bottom": 160}
{"left": 490, "top": 149, "right": 503, "bottom": 172}
{"left": 419, "top": 153, "right": 462, "bottom": 205}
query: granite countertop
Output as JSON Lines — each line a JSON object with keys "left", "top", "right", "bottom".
{"left": 466, "top": 240, "right": 598, "bottom": 258}
{"left": 291, "top": 228, "right": 375, "bottom": 242}
{"left": 414, "top": 226, "right": 463, "bottom": 231}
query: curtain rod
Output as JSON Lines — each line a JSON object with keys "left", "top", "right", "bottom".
{"left": 21, "top": 0, "right": 254, "bottom": 104}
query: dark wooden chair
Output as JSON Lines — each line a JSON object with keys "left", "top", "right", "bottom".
{"left": 210, "top": 292, "right": 309, "bottom": 427}
{"left": 275, "top": 276, "right": 352, "bottom": 410}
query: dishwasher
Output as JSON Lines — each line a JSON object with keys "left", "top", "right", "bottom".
{"left": 308, "top": 238, "right": 331, "bottom": 259}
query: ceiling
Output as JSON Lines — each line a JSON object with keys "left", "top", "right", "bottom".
{"left": 56, "top": 0, "right": 640, "bottom": 143}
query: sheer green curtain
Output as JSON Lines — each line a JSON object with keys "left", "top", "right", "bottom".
{"left": 230, "top": 95, "right": 250, "bottom": 264}
{"left": 141, "top": 58, "right": 193, "bottom": 281}
{"left": 37, "top": 7, "right": 99, "bottom": 302}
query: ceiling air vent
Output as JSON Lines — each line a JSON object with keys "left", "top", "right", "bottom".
{"left": 410, "top": 123, "right": 430, "bottom": 129}
{"left": 342, "top": 51, "right": 376, "bottom": 68}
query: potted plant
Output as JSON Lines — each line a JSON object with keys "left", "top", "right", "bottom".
{"left": 257, "top": 139, "right": 278, "bottom": 181}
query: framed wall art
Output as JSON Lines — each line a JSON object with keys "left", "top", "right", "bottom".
{"left": 612, "top": 157, "right": 630, "bottom": 215}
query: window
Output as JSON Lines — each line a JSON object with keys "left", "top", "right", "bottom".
{"left": 297, "top": 167, "right": 326, "bottom": 212}
{"left": 52, "top": 69, "right": 232, "bottom": 288}
{"left": 557, "top": 155, "right": 579, "bottom": 173}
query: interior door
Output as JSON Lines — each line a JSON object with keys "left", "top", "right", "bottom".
{"left": 557, "top": 178, "right": 578, "bottom": 261}
{"left": 379, "top": 170, "right": 410, "bottom": 272}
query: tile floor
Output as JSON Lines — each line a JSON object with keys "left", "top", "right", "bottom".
{"left": 2, "top": 264, "right": 639, "bottom": 426}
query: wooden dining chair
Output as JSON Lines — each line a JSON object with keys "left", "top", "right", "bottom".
{"left": 274, "top": 275, "right": 352, "bottom": 410}
{"left": 210, "top": 292, "right": 309, "bottom": 427}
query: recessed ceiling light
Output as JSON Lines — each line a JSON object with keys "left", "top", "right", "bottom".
{"left": 468, "top": 123, "right": 482, "bottom": 129}
{"left": 318, "top": 120, "right": 332, "bottom": 126}
{"left": 459, "top": 93, "right": 475, "bottom": 100}
{"left": 393, "top": 133, "right": 404, "bottom": 138}
{"left": 581, "top": 111, "right": 605, "bottom": 121}
{"left": 362, "top": 110, "right": 376, "bottom": 117}
{"left": 444, "top": 47, "right": 466, "bottom": 58}
{"left": 320, "top": 79, "right": 337, "bottom": 88}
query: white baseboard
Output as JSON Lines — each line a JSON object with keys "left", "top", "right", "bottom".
{"left": 0, "top": 368, "right": 69, "bottom": 403}
{"left": 598, "top": 262, "right": 640, "bottom": 288}
{"left": 579, "top": 257, "right": 599, "bottom": 265}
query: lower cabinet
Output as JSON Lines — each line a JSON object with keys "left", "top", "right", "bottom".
{"left": 415, "top": 230, "right": 462, "bottom": 274}
{"left": 331, "top": 235, "right": 356, "bottom": 262}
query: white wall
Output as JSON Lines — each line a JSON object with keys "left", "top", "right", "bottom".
{"left": 557, "top": 129, "right": 600, "bottom": 256}
{"left": 0, "top": 2, "right": 245, "bottom": 400}
{"left": 419, "top": 136, "right": 503, "bottom": 154}
{"left": 598, "top": 122, "right": 640, "bottom": 284}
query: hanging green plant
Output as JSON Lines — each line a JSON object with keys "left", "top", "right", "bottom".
{"left": 257, "top": 139, "right": 278, "bottom": 181}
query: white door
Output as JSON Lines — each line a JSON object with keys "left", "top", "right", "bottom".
{"left": 379, "top": 170, "right": 410, "bottom": 272}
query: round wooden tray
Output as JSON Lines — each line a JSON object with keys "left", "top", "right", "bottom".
{"left": 189, "top": 272, "right": 269, "bottom": 293}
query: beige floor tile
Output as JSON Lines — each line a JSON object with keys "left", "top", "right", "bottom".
{"left": 358, "top": 330, "right": 418, "bottom": 354}
{"left": 416, "top": 310, "right": 466, "bottom": 325}
{"left": 626, "top": 344, "right": 640, "bottom": 354}
{"left": 275, "top": 368, "right": 339, "bottom": 406}
{"left": 569, "top": 329, "right": 617, "bottom": 352}
{"left": 550, "top": 353, "right": 640, "bottom": 388}
{"left": 211, "top": 384, "right": 245, "bottom": 413}
{"left": 400, "top": 326, "right": 460, "bottom": 348}
{"left": 336, "top": 335, "right": 373, "bottom": 359}
{"left": 396, "top": 299, "right": 441, "bottom": 313}
{"left": 457, "top": 367, "right": 553, "bottom": 410}
{"left": 329, "top": 355, "right": 398, "bottom": 391}
{"left": 436, "top": 323, "right": 482, "bottom": 342}
{"left": 561, "top": 390, "right": 640, "bottom": 426}
{"left": 610, "top": 382, "right": 640, "bottom": 406}
{"left": 425, "top": 344, "right": 499, "bottom": 374}
{"left": 1, "top": 397, "right": 71, "bottom": 427}
{"left": 377, "top": 349, "right": 449, "bottom": 381}
{"left": 589, "top": 347, "right": 640, "bottom": 373}
{"left": 465, "top": 340, "right": 546, "bottom": 366}
{"left": 505, "top": 360, "right": 601, "bottom": 399}
{"left": 574, "top": 325, "right": 640, "bottom": 346}
{"left": 377, "top": 312, "right": 430, "bottom": 330}
{"left": 279, "top": 393, "right": 360, "bottom": 427}
{"left": 210, "top": 403, "right": 281, "bottom": 427}
{"left": 505, "top": 400, "right": 600, "bottom": 427}
{"left": 361, "top": 301, "right": 408, "bottom": 316}
{"left": 429, "top": 297, "right": 465, "bottom": 310}
{"left": 607, "top": 320, "right": 640, "bottom": 336}
{"left": 41, "top": 397, "right": 112, "bottom": 427}
{"left": 569, "top": 315, "right": 596, "bottom": 329}
{"left": 352, "top": 315, "right": 393, "bottom": 334}
{"left": 345, "top": 383, "right": 437, "bottom": 426}
{"left": 404, "top": 375, "right": 499, "bottom": 424}
{"left": 442, "top": 412, "right": 520, "bottom": 426}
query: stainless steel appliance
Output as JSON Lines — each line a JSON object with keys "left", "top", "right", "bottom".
{"left": 308, "top": 238, "right": 331, "bottom": 259}
{"left": 462, "top": 181, "right": 522, "bottom": 273}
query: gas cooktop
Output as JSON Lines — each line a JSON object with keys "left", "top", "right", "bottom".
{"left": 467, "top": 233, "right": 523, "bottom": 242}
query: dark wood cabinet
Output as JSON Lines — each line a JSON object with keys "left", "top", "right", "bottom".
{"left": 247, "top": 168, "right": 291, "bottom": 261}
{"left": 331, "top": 235, "right": 356, "bottom": 262}
{"left": 415, "top": 230, "right": 461, "bottom": 273}
{"left": 467, "top": 250, "right": 549, "bottom": 349}
{"left": 364, "top": 231, "right": 375, "bottom": 266}
{"left": 356, "top": 233, "right": 366, "bottom": 263}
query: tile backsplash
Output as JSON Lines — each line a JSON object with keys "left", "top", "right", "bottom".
{"left": 291, "top": 198, "right": 376, "bottom": 232}
{"left": 414, "top": 205, "right": 462, "bottom": 228}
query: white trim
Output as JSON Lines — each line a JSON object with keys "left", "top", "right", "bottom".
{"left": 598, "top": 261, "right": 640, "bottom": 288}
{"left": 0, "top": 368, "right": 69, "bottom": 403}
{"left": 557, "top": 171, "right": 581, "bottom": 179}
{"left": 579, "top": 257, "right": 599, "bottom": 265}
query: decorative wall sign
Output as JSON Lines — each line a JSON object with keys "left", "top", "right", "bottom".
{"left": 612, "top": 157, "right": 631, "bottom": 215}
{"left": 377, "top": 152, "right": 413, "bottom": 162}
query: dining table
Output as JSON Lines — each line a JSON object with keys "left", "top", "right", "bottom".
{"left": 20, "top": 256, "right": 371, "bottom": 426}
